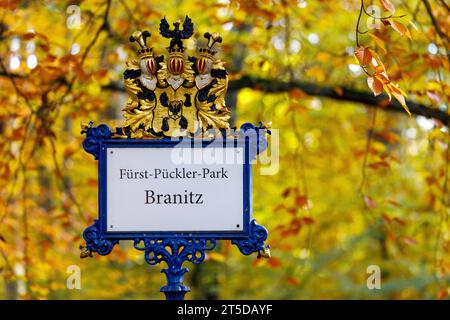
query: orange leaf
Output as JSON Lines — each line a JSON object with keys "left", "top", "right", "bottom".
{"left": 374, "top": 67, "right": 389, "bottom": 82}
{"left": 11, "top": 127, "right": 24, "bottom": 140}
{"left": 93, "top": 69, "right": 108, "bottom": 80}
{"left": 0, "top": 0, "right": 19, "bottom": 9}
{"left": 368, "top": 49, "right": 387, "bottom": 74}
{"left": 302, "top": 217, "right": 314, "bottom": 225}
{"left": 376, "top": 131, "right": 400, "bottom": 143}
{"left": 354, "top": 46, "right": 372, "bottom": 66}
{"left": 393, "top": 217, "right": 406, "bottom": 226}
{"left": 87, "top": 178, "right": 98, "bottom": 187}
{"left": 387, "top": 199, "right": 401, "bottom": 207}
{"left": 252, "top": 258, "right": 263, "bottom": 267}
{"left": 287, "top": 276, "right": 299, "bottom": 286}
{"left": 380, "top": 0, "right": 395, "bottom": 14}
{"left": 367, "top": 76, "right": 384, "bottom": 96}
{"left": 334, "top": 87, "right": 344, "bottom": 96}
{"left": 386, "top": 19, "right": 409, "bottom": 38}
{"left": 289, "top": 88, "right": 307, "bottom": 100}
{"left": 295, "top": 195, "right": 308, "bottom": 208}
{"left": 437, "top": 289, "right": 448, "bottom": 300}
{"left": 389, "top": 83, "right": 407, "bottom": 97}
{"left": 369, "top": 161, "right": 390, "bottom": 169}
{"left": 23, "top": 31, "right": 36, "bottom": 40}
{"left": 268, "top": 257, "right": 282, "bottom": 268}
{"left": 382, "top": 213, "right": 391, "bottom": 223}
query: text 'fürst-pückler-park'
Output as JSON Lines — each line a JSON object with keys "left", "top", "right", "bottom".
{"left": 119, "top": 167, "right": 230, "bottom": 205}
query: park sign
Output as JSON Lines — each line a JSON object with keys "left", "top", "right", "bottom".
{"left": 80, "top": 16, "right": 270, "bottom": 300}
{"left": 106, "top": 140, "right": 248, "bottom": 234}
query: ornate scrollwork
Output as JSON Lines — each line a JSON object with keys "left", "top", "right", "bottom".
{"left": 80, "top": 220, "right": 119, "bottom": 258}
{"left": 133, "top": 238, "right": 217, "bottom": 300}
{"left": 239, "top": 122, "right": 271, "bottom": 160}
{"left": 81, "top": 122, "right": 112, "bottom": 159}
{"left": 232, "top": 219, "right": 270, "bottom": 257}
{"left": 134, "top": 238, "right": 217, "bottom": 266}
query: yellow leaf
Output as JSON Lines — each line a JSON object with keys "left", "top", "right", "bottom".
{"left": 207, "top": 252, "right": 226, "bottom": 262}
{"left": 406, "top": 19, "right": 419, "bottom": 31}
{"left": 368, "top": 33, "right": 387, "bottom": 54}
{"left": 382, "top": 82, "right": 392, "bottom": 101}
{"left": 389, "top": 83, "right": 407, "bottom": 97}
{"left": 404, "top": 28, "right": 412, "bottom": 40}
{"left": 392, "top": 90, "right": 411, "bottom": 116}
{"left": 429, "top": 128, "right": 446, "bottom": 141}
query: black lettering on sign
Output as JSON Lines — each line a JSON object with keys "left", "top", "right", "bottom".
{"left": 145, "top": 190, "right": 155, "bottom": 204}
{"left": 144, "top": 190, "right": 204, "bottom": 205}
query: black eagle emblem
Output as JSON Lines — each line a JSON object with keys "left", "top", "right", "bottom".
{"left": 159, "top": 15, "right": 194, "bottom": 50}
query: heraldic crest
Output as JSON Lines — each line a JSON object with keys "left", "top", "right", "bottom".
{"left": 117, "top": 16, "right": 230, "bottom": 138}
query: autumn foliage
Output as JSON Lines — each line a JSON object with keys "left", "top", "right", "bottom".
{"left": 0, "top": 0, "right": 449, "bottom": 299}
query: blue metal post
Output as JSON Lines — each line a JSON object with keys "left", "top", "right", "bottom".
{"left": 161, "top": 267, "right": 190, "bottom": 300}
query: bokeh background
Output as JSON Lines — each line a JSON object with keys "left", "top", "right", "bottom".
{"left": 0, "top": 0, "right": 449, "bottom": 299}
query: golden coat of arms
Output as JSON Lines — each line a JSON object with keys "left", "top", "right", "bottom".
{"left": 117, "top": 16, "right": 231, "bottom": 138}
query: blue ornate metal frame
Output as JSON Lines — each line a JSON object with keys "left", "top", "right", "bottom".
{"left": 80, "top": 122, "right": 270, "bottom": 300}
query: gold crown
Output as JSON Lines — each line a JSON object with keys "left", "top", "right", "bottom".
{"left": 168, "top": 45, "right": 184, "bottom": 53}
{"left": 129, "top": 30, "right": 153, "bottom": 59}
{"left": 169, "top": 51, "right": 184, "bottom": 59}
{"left": 168, "top": 44, "right": 185, "bottom": 59}
{"left": 199, "top": 48, "right": 214, "bottom": 59}
{"left": 138, "top": 47, "right": 153, "bottom": 59}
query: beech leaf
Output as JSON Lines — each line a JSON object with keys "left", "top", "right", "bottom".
{"left": 380, "top": 0, "right": 395, "bottom": 14}
{"left": 295, "top": 195, "right": 308, "bottom": 208}
{"left": 354, "top": 46, "right": 372, "bottom": 66}
{"left": 386, "top": 19, "right": 408, "bottom": 38}
{"left": 367, "top": 76, "right": 384, "bottom": 96}
{"left": 392, "top": 91, "right": 411, "bottom": 116}
{"left": 368, "top": 33, "right": 387, "bottom": 54}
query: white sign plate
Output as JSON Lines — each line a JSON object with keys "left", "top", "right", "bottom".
{"left": 106, "top": 146, "right": 245, "bottom": 232}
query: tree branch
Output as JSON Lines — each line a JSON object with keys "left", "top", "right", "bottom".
{"left": 2, "top": 71, "right": 447, "bottom": 124}
{"left": 422, "top": 0, "right": 450, "bottom": 44}
{"left": 227, "top": 76, "right": 448, "bottom": 124}
{"left": 102, "top": 76, "right": 448, "bottom": 123}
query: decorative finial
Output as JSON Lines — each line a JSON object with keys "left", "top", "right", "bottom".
{"left": 129, "top": 30, "right": 153, "bottom": 59}
{"left": 204, "top": 32, "right": 222, "bottom": 49}
{"left": 257, "top": 245, "right": 271, "bottom": 259}
{"left": 199, "top": 32, "right": 222, "bottom": 60}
